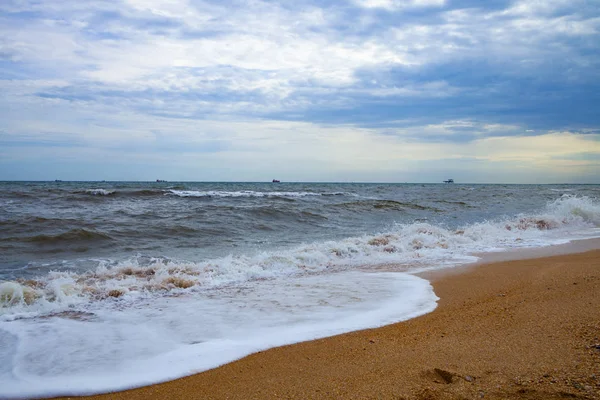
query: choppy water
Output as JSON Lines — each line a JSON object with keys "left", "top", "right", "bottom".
{"left": 1, "top": 181, "right": 599, "bottom": 398}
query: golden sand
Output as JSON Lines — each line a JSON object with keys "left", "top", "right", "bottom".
{"left": 55, "top": 250, "right": 600, "bottom": 400}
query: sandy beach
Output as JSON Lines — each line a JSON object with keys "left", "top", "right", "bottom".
{"left": 54, "top": 247, "right": 600, "bottom": 400}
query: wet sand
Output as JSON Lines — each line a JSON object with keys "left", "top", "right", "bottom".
{"left": 56, "top": 249, "right": 600, "bottom": 400}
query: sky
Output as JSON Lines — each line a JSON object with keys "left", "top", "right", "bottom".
{"left": 0, "top": 0, "right": 599, "bottom": 183}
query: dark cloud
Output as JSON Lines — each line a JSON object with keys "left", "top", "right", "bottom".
{"left": 265, "top": 49, "right": 600, "bottom": 131}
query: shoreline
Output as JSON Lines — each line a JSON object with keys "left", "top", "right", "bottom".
{"left": 52, "top": 241, "right": 600, "bottom": 400}
{"left": 417, "top": 237, "right": 600, "bottom": 282}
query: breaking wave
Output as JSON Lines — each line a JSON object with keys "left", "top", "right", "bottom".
{"left": 167, "top": 190, "right": 349, "bottom": 198}
{"left": 81, "top": 189, "right": 116, "bottom": 196}
{"left": 1, "top": 195, "right": 598, "bottom": 315}
{"left": 63, "top": 189, "right": 353, "bottom": 199}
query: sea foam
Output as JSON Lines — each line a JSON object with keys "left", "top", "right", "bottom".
{"left": 83, "top": 189, "right": 116, "bottom": 196}
{"left": 0, "top": 272, "right": 437, "bottom": 399}
{"left": 167, "top": 190, "right": 348, "bottom": 198}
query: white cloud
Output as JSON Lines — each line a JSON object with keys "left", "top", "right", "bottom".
{"left": 353, "top": 0, "right": 446, "bottom": 11}
{"left": 3, "top": 0, "right": 597, "bottom": 101}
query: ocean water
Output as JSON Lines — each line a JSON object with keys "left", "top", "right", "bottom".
{"left": 1, "top": 181, "right": 599, "bottom": 398}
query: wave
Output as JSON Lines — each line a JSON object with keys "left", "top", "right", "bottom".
{"left": 434, "top": 200, "right": 474, "bottom": 207}
{"left": 2, "top": 195, "right": 598, "bottom": 314}
{"left": 76, "top": 189, "right": 164, "bottom": 197}
{"left": 81, "top": 189, "right": 116, "bottom": 196}
{"left": 241, "top": 206, "right": 329, "bottom": 222}
{"left": 333, "top": 200, "right": 442, "bottom": 212}
{"left": 300, "top": 210, "right": 329, "bottom": 220}
{"left": 126, "top": 189, "right": 166, "bottom": 197}
{"left": 71, "top": 189, "right": 344, "bottom": 199}
{"left": 22, "top": 229, "right": 113, "bottom": 244}
{"left": 163, "top": 225, "right": 205, "bottom": 237}
{"left": 0, "top": 218, "right": 84, "bottom": 241}
{"left": 2, "top": 191, "right": 35, "bottom": 199}
{"left": 0, "top": 216, "right": 75, "bottom": 229}
{"left": 4, "top": 188, "right": 353, "bottom": 201}
{"left": 167, "top": 190, "right": 348, "bottom": 198}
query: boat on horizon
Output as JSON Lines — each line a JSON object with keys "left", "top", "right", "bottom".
{"left": 443, "top": 179, "right": 454, "bottom": 183}
{"left": 272, "top": 179, "right": 281, "bottom": 183}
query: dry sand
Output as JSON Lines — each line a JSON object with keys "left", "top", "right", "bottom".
{"left": 56, "top": 249, "right": 600, "bottom": 400}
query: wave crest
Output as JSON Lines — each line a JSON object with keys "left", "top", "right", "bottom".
{"left": 334, "top": 200, "right": 441, "bottom": 212}
{"left": 167, "top": 190, "right": 347, "bottom": 198}
{"left": 82, "top": 189, "right": 116, "bottom": 196}
{"left": 2, "top": 195, "right": 599, "bottom": 315}
{"left": 24, "top": 229, "right": 113, "bottom": 243}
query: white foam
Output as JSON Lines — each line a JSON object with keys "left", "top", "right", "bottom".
{"left": 0, "top": 271, "right": 437, "bottom": 399}
{"left": 84, "top": 189, "right": 115, "bottom": 196}
{"left": 549, "top": 188, "right": 575, "bottom": 192}
{"left": 167, "top": 190, "right": 347, "bottom": 198}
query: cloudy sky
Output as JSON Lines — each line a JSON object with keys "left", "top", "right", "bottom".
{"left": 1, "top": 0, "right": 599, "bottom": 183}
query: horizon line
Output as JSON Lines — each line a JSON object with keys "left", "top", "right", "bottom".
{"left": 0, "top": 180, "right": 598, "bottom": 185}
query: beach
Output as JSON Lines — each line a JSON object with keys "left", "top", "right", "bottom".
{"left": 53, "top": 246, "right": 600, "bottom": 400}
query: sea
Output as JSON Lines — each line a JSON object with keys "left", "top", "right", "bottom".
{"left": 1, "top": 181, "right": 599, "bottom": 398}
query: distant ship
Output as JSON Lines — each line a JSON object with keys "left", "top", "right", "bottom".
{"left": 443, "top": 179, "right": 454, "bottom": 183}
{"left": 156, "top": 179, "right": 167, "bottom": 182}
{"left": 272, "top": 179, "right": 281, "bottom": 183}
